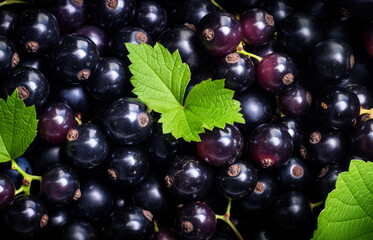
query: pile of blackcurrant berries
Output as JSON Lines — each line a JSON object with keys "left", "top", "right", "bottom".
{"left": 0, "top": 0, "right": 373, "bottom": 239}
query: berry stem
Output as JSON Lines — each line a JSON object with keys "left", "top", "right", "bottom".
{"left": 311, "top": 200, "right": 325, "bottom": 212}
{"left": 11, "top": 158, "right": 42, "bottom": 195}
{"left": 153, "top": 220, "right": 159, "bottom": 232}
{"left": 236, "top": 41, "right": 263, "bottom": 62}
{"left": 216, "top": 198, "right": 244, "bottom": 240}
{"left": 359, "top": 107, "right": 373, "bottom": 119}
{"left": 210, "top": 0, "right": 224, "bottom": 11}
{"left": 0, "top": 0, "right": 27, "bottom": 7}
{"left": 75, "top": 113, "right": 83, "bottom": 125}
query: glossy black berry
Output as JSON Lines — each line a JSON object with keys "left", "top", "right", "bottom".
{"left": 302, "top": 127, "right": 346, "bottom": 167}
{"left": 275, "top": 156, "right": 311, "bottom": 191}
{"left": 0, "top": 36, "right": 19, "bottom": 76}
{"left": 317, "top": 87, "right": 360, "bottom": 130}
{"left": 75, "top": 24, "right": 108, "bottom": 56}
{"left": 59, "top": 219, "right": 98, "bottom": 240}
{"left": 87, "top": 0, "right": 136, "bottom": 31}
{"left": 0, "top": 156, "right": 33, "bottom": 189}
{"left": 50, "top": 0, "right": 87, "bottom": 33}
{"left": 52, "top": 33, "right": 100, "bottom": 84}
{"left": 215, "top": 160, "right": 258, "bottom": 200}
{"left": 65, "top": 123, "right": 110, "bottom": 169}
{"left": 106, "top": 205, "right": 154, "bottom": 240}
{"left": 212, "top": 52, "right": 255, "bottom": 92}
{"left": 350, "top": 119, "right": 373, "bottom": 160}
{"left": 86, "top": 57, "right": 130, "bottom": 102}
{"left": 182, "top": 0, "right": 218, "bottom": 27}
{"left": 0, "top": 7, "right": 17, "bottom": 37}
{"left": 11, "top": 8, "right": 60, "bottom": 54}
{"left": 197, "top": 11, "right": 242, "bottom": 57}
{"left": 73, "top": 177, "right": 113, "bottom": 222}
{"left": 165, "top": 155, "right": 214, "bottom": 201}
{"left": 103, "top": 97, "right": 153, "bottom": 145}
{"left": 3, "top": 66, "right": 50, "bottom": 109}
{"left": 311, "top": 39, "right": 355, "bottom": 85}
{"left": 176, "top": 201, "right": 216, "bottom": 240}
{"left": 248, "top": 123, "right": 294, "bottom": 169}
{"left": 106, "top": 146, "right": 149, "bottom": 187}
{"left": 272, "top": 191, "right": 312, "bottom": 231}
{"left": 41, "top": 163, "right": 80, "bottom": 206}
{"left": 0, "top": 174, "right": 15, "bottom": 211}
{"left": 133, "top": 0, "right": 167, "bottom": 37}
{"left": 3, "top": 194, "right": 48, "bottom": 238}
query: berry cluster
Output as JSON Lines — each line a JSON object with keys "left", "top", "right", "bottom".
{"left": 0, "top": 0, "right": 373, "bottom": 240}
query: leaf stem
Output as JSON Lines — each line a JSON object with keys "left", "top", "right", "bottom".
{"left": 215, "top": 198, "right": 244, "bottom": 240}
{"left": 236, "top": 41, "right": 263, "bottom": 62}
{"left": 11, "top": 159, "right": 42, "bottom": 195}
{"left": 0, "top": 0, "right": 28, "bottom": 7}
{"left": 311, "top": 200, "right": 325, "bottom": 212}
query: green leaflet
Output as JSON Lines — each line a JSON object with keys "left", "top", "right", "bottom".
{"left": 0, "top": 89, "right": 38, "bottom": 162}
{"left": 125, "top": 42, "right": 244, "bottom": 142}
{"left": 312, "top": 160, "right": 373, "bottom": 240}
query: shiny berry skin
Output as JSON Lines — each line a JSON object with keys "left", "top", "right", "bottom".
{"left": 11, "top": 8, "right": 60, "bottom": 54}
{"left": 272, "top": 191, "right": 312, "bottom": 231}
{"left": 302, "top": 128, "right": 346, "bottom": 167}
{"left": 3, "top": 66, "right": 50, "bottom": 109}
{"left": 248, "top": 123, "right": 294, "bottom": 169}
{"left": 165, "top": 155, "right": 214, "bottom": 201}
{"left": 106, "top": 146, "right": 149, "bottom": 187}
{"left": 38, "top": 102, "right": 76, "bottom": 144}
{"left": 59, "top": 219, "right": 98, "bottom": 240}
{"left": 346, "top": 83, "right": 373, "bottom": 109}
{"left": 86, "top": 57, "right": 130, "bottom": 102}
{"left": 41, "top": 163, "right": 80, "bottom": 206}
{"left": 317, "top": 87, "right": 360, "bottom": 130}
{"left": 212, "top": 52, "right": 255, "bottom": 92}
{"left": 278, "top": 12, "right": 322, "bottom": 57}
{"left": 3, "top": 195, "right": 48, "bottom": 238}
{"left": 311, "top": 39, "right": 355, "bottom": 85}
{"left": 263, "top": 0, "right": 294, "bottom": 24}
{"left": 75, "top": 24, "right": 108, "bottom": 56}
{"left": 88, "top": 0, "right": 135, "bottom": 31}
{"left": 350, "top": 119, "right": 373, "bottom": 160}
{"left": 0, "top": 36, "right": 19, "bottom": 75}
{"left": 312, "top": 163, "right": 346, "bottom": 200}
{"left": 29, "top": 140, "right": 63, "bottom": 175}
{"left": 182, "top": 0, "right": 218, "bottom": 27}
{"left": 65, "top": 123, "right": 110, "bottom": 169}
{"left": 103, "top": 98, "right": 153, "bottom": 145}
{"left": 106, "top": 205, "right": 154, "bottom": 240}
{"left": 278, "top": 85, "right": 312, "bottom": 119}
{"left": 176, "top": 201, "right": 216, "bottom": 240}
{"left": 240, "top": 8, "right": 275, "bottom": 47}
{"left": 197, "top": 11, "right": 242, "bottom": 57}
{"left": 73, "top": 177, "right": 113, "bottom": 222}
{"left": 52, "top": 33, "right": 100, "bottom": 84}
{"left": 277, "top": 117, "right": 304, "bottom": 147}
{"left": 0, "top": 7, "right": 17, "bottom": 37}
{"left": 275, "top": 156, "right": 310, "bottom": 191}
{"left": 40, "top": 206, "right": 72, "bottom": 236}
{"left": 215, "top": 160, "right": 258, "bottom": 200}
{"left": 158, "top": 25, "right": 210, "bottom": 73}
{"left": 235, "top": 171, "right": 278, "bottom": 215}
{"left": 152, "top": 229, "right": 179, "bottom": 240}
{"left": 257, "top": 52, "right": 297, "bottom": 93}
{"left": 50, "top": 0, "right": 87, "bottom": 33}
{"left": 0, "top": 174, "right": 15, "bottom": 211}
{"left": 108, "top": 26, "right": 153, "bottom": 63}
{"left": 133, "top": 0, "right": 167, "bottom": 37}
{"left": 235, "top": 90, "right": 274, "bottom": 134}
{"left": 55, "top": 83, "right": 93, "bottom": 114}
{"left": 197, "top": 124, "right": 244, "bottom": 167}
{"left": 131, "top": 174, "right": 169, "bottom": 217}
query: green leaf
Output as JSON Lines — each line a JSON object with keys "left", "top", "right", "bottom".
{"left": 0, "top": 89, "right": 38, "bottom": 163}
{"left": 312, "top": 160, "right": 373, "bottom": 240}
{"left": 125, "top": 42, "right": 245, "bottom": 142}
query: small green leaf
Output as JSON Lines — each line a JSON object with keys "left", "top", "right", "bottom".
{"left": 0, "top": 89, "right": 38, "bottom": 162}
{"left": 125, "top": 42, "right": 245, "bottom": 142}
{"left": 312, "top": 160, "right": 373, "bottom": 240}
